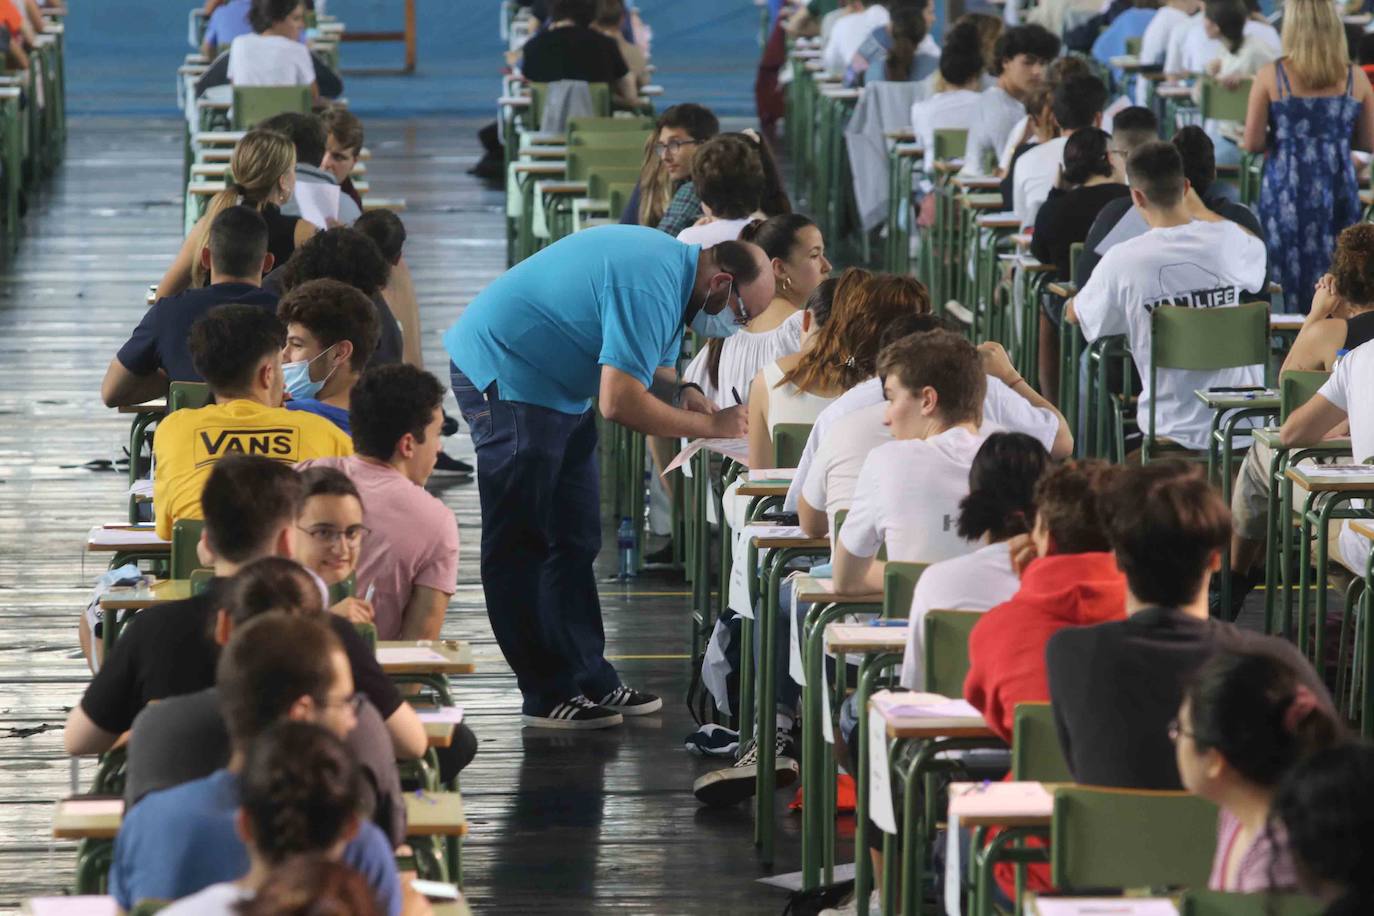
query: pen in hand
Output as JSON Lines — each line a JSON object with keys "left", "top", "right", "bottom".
{"left": 731, "top": 387, "right": 742, "bottom": 406}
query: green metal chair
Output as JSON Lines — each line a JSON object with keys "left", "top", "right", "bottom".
{"left": 231, "top": 84, "right": 312, "bottom": 130}
{"left": 170, "top": 518, "right": 206, "bottom": 580}
{"left": 529, "top": 82, "right": 611, "bottom": 128}
{"left": 1050, "top": 786, "right": 1217, "bottom": 892}
{"left": 1140, "top": 302, "right": 1270, "bottom": 464}
{"left": 921, "top": 608, "right": 982, "bottom": 696}
{"left": 771, "top": 422, "right": 813, "bottom": 469}
{"left": 882, "top": 561, "right": 926, "bottom": 620}
{"left": 1181, "top": 890, "right": 1323, "bottom": 916}
{"left": 567, "top": 115, "right": 653, "bottom": 135}
{"left": 168, "top": 381, "right": 212, "bottom": 412}
{"left": 1198, "top": 77, "right": 1252, "bottom": 123}
{"left": 1010, "top": 702, "right": 1071, "bottom": 782}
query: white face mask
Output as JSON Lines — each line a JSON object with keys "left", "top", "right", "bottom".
{"left": 688, "top": 280, "right": 743, "bottom": 339}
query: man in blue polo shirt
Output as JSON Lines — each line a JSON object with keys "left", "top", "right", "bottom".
{"left": 102, "top": 206, "right": 277, "bottom": 408}
{"left": 446, "top": 224, "right": 774, "bottom": 729}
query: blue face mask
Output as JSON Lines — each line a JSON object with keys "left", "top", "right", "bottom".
{"left": 282, "top": 345, "right": 337, "bottom": 401}
{"left": 688, "top": 280, "right": 743, "bottom": 339}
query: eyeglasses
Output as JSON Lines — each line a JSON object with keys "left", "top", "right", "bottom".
{"left": 297, "top": 524, "right": 370, "bottom": 546}
{"left": 321, "top": 691, "right": 365, "bottom": 715}
{"left": 724, "top": 278, "right": 749, "bottom": 326}
{"left": 653, "top": 138, "right": 699, "bottom": 157}
{"left": 1167, "top": 717, "right": 1194, "bottom": 743}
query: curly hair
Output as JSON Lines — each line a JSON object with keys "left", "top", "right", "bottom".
{"left": 1330, "top": 223, "right": 1374, "bottom": 308}
{"left": 780, "top": 271, "right": 930, "bottom": 393}
{"left": 281, "top": 227, "right": 390, "bottom": 297}
{"left": 240, "top": 723, "right": 366, "bottom": 864}
{"left": 277, "top": 277, "right": 381, "bottom": 372}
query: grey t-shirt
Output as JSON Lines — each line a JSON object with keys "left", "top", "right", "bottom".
{"left": 126, "top": 687, "right": 407, "bottom": 847}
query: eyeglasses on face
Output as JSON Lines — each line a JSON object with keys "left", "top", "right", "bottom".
{"left": 297, "top": 524, "right": 370, "bottom": 546}
{"left": 654, "top": 138, "right": 699, "bottom": 156}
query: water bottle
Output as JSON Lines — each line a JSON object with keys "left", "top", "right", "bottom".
{"left": 616, "top": 516, "right": 635, "bottom": 581}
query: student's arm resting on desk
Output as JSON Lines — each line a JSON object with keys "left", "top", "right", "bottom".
{"left": 599, "top": 365, "right": 747, "bottom": 438}
{"left": 1280, "top": 394, "right": 1346, "bottom": 448}
{"left": 101, "top": 358, "right": 168, "bottom": 409}
{"left": 832, "top": 538, "right": 884, "bottom": 593}
{"left": 398, "top": 586, "right": 450, "bottom": 642}
{"left": 798, "top": 494, "right": 829, "bottom": 539}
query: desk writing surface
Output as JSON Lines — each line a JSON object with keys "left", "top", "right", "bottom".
{"left": 870, "top": 690, "right": 991, "bottom": 739}
{"left": 87, "top": 525, "right": 169, "bottom": 552}
{"left": 947, "top": 780, "right": 1053, "bottom": 827}
{"left": 405, "top": 790, "right": 468, "bottom": 836}
{"left": 52, "top": 798, "right": 123, "bottom": 839}
{"left": 1285, "top": 464, "right": 1374, "bottom": 492}
{"left": 377, "top": 640, "right": 475, "bottom": 674}
{"left": 1030, "top": 898, "right": 1179, "bottom": 916}
{"left": 825, "top": 622, "right": 909, "bottom": 653}
{"left": 794, "top": 574, "right": 882, "bottom": 605}
{"left": 1192, "top": 388, "right": 1278, "bottom": 410}
{"left": 1249, "top": 427, "right": 1350, "bottom": 453}
{"left": 23, "top": 898, "right": 118, "bottom": 916}
{"left": 736, "top": 480, "right": 792, "bottom": 498}
{"left": 1348, "top": 519, "right": 1374, "bottom": 541}
{"left": 98, "top": 578, "right": 191, "bottom": 610}
{"left": 117, "top": 398, "right": 165, "bottom": 415}
{"left": 424, "top": 720, "right": 456, "bottom": 748}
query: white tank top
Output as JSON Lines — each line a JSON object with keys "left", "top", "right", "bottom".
{"left": 762, "top": 361, "right": 837, "bottom": 442}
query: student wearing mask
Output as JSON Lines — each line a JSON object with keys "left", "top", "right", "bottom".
{"left": 1175, "top": 649, "right": 1343, "bottom": 892}
{"left": 279, "top": 278, "right": 380, "bottom": 434}
{"left": 109, "top": 614, "right": 403, "bottom": 916}
{"left": 103, "top": 205, "right": 277, "bottom": 408}
{"left": 151, "top": 305, "right": 352, "bottom": 540}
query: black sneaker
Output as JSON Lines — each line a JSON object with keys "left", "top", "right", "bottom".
{"left": 522, "top": 696, "right": 624, "bottom": 730}
{"left": 692, "top": 734, "right": 799, "bottom": 807}
{"left": 441, "top": 412, "right": 460, "bottom": 437}
{"left": 642, "top": 539, "right": 676, "bottom": 566}
{"left": 431, "top": 452, "right": 473, "bottom": 477}
{"left": 597, "top": 685, "right": 663, "bottom": 716}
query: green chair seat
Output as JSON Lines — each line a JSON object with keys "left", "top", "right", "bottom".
{"left": 232, "top": 84, "right": 312, "bottom": 130}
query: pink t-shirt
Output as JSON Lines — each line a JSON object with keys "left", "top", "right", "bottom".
{"left": 1207, "top": 808, "right": 1299, "bottom": 893}
{"left": 298, "top": 455, "right": 458, "bottom": 639}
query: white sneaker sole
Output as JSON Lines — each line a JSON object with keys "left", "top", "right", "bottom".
{"left": 604, "top": 695, "right": 663, "bottom": 716}
{"left": 521, "top": 711, "right": 624, "bottom": 730}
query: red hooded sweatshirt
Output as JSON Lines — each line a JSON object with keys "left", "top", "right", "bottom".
{"left": 963, "top": 552, "right": 1127, "bottom": 743}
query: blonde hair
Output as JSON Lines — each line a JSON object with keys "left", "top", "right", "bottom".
{"left": 191, "top": 129, "right": 296, "bottom": 286}
{"left": 636, "top": 132, "right": 672, "bottom": 226}
{"left": 1282, "top": 0, "right": 1349, "bottom": 91}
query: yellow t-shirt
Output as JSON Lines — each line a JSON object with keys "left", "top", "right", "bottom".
{"left": 153, "top": 398, "right": 353, "bottom": 539}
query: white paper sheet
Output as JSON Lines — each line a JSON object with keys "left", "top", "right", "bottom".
{"left": 126, "top": 479, "right": 153, "bottom": 499}
{"left": 788, "top": 572, "right": 806, "bottom": 687}
{"left": 417, "top": 707, "right": 465, "bottom": 724}
{"left": 294, "top": 181, "right": 342, "bottom": 229}
{"left": 821, "top": 667, "right": 835, "bottom": 744}
{"left": 947, "top": 781, "right": 1053, "bottom": 820}
{"left": 88, "top": 527, "right": 168, "bottom": 548}
{"left": 748, "top": 467, "right": 797, "bottom": 482}
{"left": 663, "top": 437, "right": 750, "bottom": 477}
{"left": 376, "top": 647, "right": 450, "bottom": 665}
{"left": 1029, "top": 899, "right": 1180, "bottom": 916}
{"left": 60, "top": 799, "right": 125, "bottom": 816}
{"left": 867, "top": 706, "right": 898, "bottom": 834}
{"left": 824, "top": 623, "right": 909, "bottom": 651}
{"left": 27, "top": 897, "right": 118, "bottom": 916}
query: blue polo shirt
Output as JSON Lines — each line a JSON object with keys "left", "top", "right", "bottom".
{"left": 444, "top": 225, "right": 700, "bottom": 415}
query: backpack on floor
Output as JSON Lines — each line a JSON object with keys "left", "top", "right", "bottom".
{"left": 781, "top": 879, "right": 855, "bottom": 916}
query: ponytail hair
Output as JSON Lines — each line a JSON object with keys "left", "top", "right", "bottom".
{"left": 191, "top": 129, "right": 296, "bottom": 287}
{"left": 957, "top": 432, "right": 1048, "bottom": 541}
{"left": 1185, "top": 649, "right": 1342, "bottom": 788}
{"left": 240, "top": 721, "right": 367, "bottom": 865}
{"left": 885, "top": 1, "right": 929, "bottom": 82}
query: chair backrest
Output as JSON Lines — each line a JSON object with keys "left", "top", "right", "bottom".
{"left": 328, "top": 573, "right": 356, "bottom": 605}
{"left": 587, "top": 168, "right": 641, "bottom": 200}
{"left": 530, "top": 82, "right": 611, "bottom": 128}
{"left": 1010, "top": 702, "right": 1072, "bottom": 781}
{"left": 568, "top": 115, "right": 654, "bottom": 135}
{"left": 771, "top": 422, "right": 813, "bottom": 468}
{"left": 231, "top": 85, "right": 312, "bottom": 130}
{"left": 168, "top": 381, "right": 212, "bottom": 413}
{"left": 1051, "top": 786, "right": 1218, "bottom": 891}
{"left": 569, "top": 130, "right": 649, "bottom": 150}
{"left": 921, "top": 609, "right": 982, "bottom": 695}
{"left": 1067, "top": 241, "right": 1083, "bottom": 281}
{"left": 1199, "top": 77, "right": 1252, "bottom": 123}
{"left": 189, "top": 568, "right": 215, "bottom": 595}
{"left": 1279, "top": 369, "right": 1331, "bottom": 422}
{"left": 1124, "top": 36, "right": 1142, "bottom": 56}
{"left": 171, "top": 518, "right": 206, "bottom": 580}
{"left": 567, "top": 146, "right": 644, "bottom": 182}
{"left": 882, "top": 561, "right": 926, "bottom": 619}
{"left": 1149, "top": 302, "right": 1269, "bottom": 440}
{"left": 932, "top": 127, "right": 968, "bottom": 162}
{"left": 1181, "top": 890, "right": 1324, "bottom": 916}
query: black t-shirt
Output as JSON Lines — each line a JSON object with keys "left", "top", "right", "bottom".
{"left": 117, "top": 283, "right": 278, "bottom": 382}
{"left": 262, "top": 266, "right": 403, "bottom": 367}
{"left": 1045, "top": 607, "right": 1331, "bottom": 790}
{"left": 80, "top": 578, "right": 402, "bottom": 735}
{"left": 1031, "top": 183, "right": 1131, "bottom": 282}
{"left": 520, "top": 24, "right": 629, "bottom": 85}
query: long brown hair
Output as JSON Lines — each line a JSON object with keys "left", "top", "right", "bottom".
{"left": 779, "top": 270, "right": 930, "bottom": 394}
{"left": 885, "top": 3, "right": 929, "bottom": 82}
{"left": 192, "top": 129, "right": 295, "bottom": 287}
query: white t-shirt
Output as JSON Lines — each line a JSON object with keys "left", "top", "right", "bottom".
{"left": 823, "top": 4, "right": 890, "bottom": 76}
{"left": 899, "top": 540, "right": 1019, "bottom": 690}
{"left": 838, "top": 426, "right": 988, "bottom": 564}
{"left": 227, "top": 32, "right": 315, "bottom": 86}
{"left": 800, "top": 401, "right": 890, "bottom": 537}
{"left": 959, "top": 85, "right": 1025, "bottom": 177}
{"left": 1012, "top": 135, "right": 1068, "bottom": 229}
{"left": 1140, "top": 5, "right": 1192, "bottom": 65}
{"left": 1164, "top": 12, "right": 1204, "bottom": 74}
{"left": 1073, "top": 218, "right": 1267, "bottom": 450}
{"left": 1212, "top": 35, "right": 1280, "bottom": 83}
{"left": 1173, "top": 16, "right": 1279, "bottom": 74}
{"left": 160, "top": 882, "right": 251, "bottom": 915}
{"left": 681, "top": 311, "right": 804, "bottom": 409}
{"left": 784, "top": 374, "right": 1062, "bottom": 510}
{"left": 911, "top": 88, "right": 982, "bottom": 172}
{"left": 676, "top": 217, "right": 752, "bottom": 249}
{"left": 1317, "top": 344, "right": 1374, "bottom": 571}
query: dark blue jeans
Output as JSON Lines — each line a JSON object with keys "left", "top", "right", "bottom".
{"left": 451, "top": 364, "right": 621, "bottom": 714}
